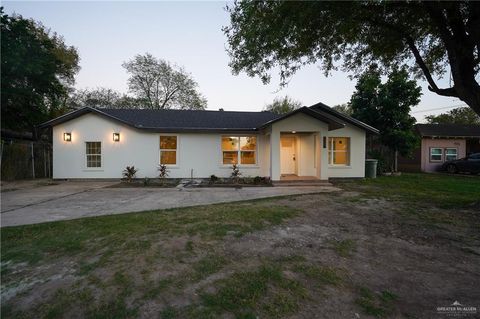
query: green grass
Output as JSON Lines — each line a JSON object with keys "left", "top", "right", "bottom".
{"left": 355, "top": 287, "right": 398, "bottom": 318}
{"left": 337, "top": 173, "right": 480, "bottom": 208}
{"left": 331, "top": 239, "right": 356, "bottom": 257}
{"left": 197, "top": 264, "right": 307, "bottom": 318}
{"left": 293, "top": 264, "right": 344, "bottom": 286}
{"left": 1, "top": 202, "right": 298, "bottom": 265}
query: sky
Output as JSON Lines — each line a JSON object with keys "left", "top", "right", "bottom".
{"left": 4, "top": 1, "right": 466, "bottom": 122}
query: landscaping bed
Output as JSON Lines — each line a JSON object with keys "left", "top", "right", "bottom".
{"left": 108, "top": 176, "right": 273, "bottom": 188}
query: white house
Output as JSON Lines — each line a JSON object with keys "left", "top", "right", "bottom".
{"left": 39, "top": 102, "right": 378, "bottom": 181}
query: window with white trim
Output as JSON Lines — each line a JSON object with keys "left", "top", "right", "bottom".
{"left": 86, "top": 142, "right": 101, "bottom": 168}
{"left": 444, "top": 148, "right": 458, "bottom": 161}
{"left": 221, "top": 136, "right": 257, "bottom": 165}
{"left": 160, "top": 136, "right": 177, "bottom": 165}
{"left": 430, "top": 148, "right": 443, "bottom": 162}
{"left": 328, "top": 137, "right": 350, "bottom": 165}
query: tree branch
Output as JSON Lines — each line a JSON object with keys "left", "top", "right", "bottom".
{"left": 399, "top": 34, "right": 458, "bottom": 97}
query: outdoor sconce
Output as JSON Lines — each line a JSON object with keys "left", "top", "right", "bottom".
{"left": 113, "top": 133, "right": 120, "bottom": 142}
{"left": 64, "top": 132, "right": 72, "bottom": 142}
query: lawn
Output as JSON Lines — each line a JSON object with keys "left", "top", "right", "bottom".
{"left": 336, "top": 173, "right": 480, "bottom": 208}
{"left": 1, "top": 173, "right": 479, "bottom": 319}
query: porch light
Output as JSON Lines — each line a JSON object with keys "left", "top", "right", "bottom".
{"left": 291, "top": 131, "right": 296, "bottom": 134}
{"left": 64, "top": 132, "right": 71, "bottom": 142}
{"left": 113, "top": 133, "right": 120, "bottom": 142}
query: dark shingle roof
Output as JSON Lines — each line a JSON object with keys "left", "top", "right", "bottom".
{"left": 38, "top": 104, "right": 379, "bottom": 134}
{"left": 39, "top": 107, "right": 281, "bottom": 132}
{"left": 309, "top": 102, "right": 379, "bottom": 134}
{"left": 416, "top": 124, "right": 480, "bottom": 137}
{"left": 101, "top": 108, "right": 280, "bottom": 130}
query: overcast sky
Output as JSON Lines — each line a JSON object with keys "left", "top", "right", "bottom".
{"left": 4, "top": 1, "right": 466, "bottom": 121}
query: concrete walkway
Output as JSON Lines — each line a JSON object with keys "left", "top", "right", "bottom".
{"left": 1, "top": 181, "right": 340, "bottom": 227}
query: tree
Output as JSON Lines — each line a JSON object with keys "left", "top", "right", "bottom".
{"left": 224, "top": 1, "right": 480, "bottom": 116}
{"left": 350, "top": 68, "right": 421, "bottom": 171}
{"left": 263, "top": 96, "right": 301, "bottom": 114}
{"left": 1, "top": 9, "right": 80, "bottom": 133}
{"left": 67, "top": 87, "right": 142, "bottom": 110}
{"left": 425, "top": 107, "right": 480, "bottom": 124}
{"left": 332, "top": 104, "right": 353, "bottom": 116}
{"left": 122, "top": 53, "right": 207, "bottom": 110}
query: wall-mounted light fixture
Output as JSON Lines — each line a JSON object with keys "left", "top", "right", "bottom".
{"left": 64, "top": 132, "right": 72, "bottom": 142}
{"left": 291, "top": 131, "right": 296, "bottom": 134}
{"left": 113, "top": 133, "right": 120, "bottom": 142}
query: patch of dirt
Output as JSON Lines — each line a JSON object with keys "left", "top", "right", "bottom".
{"left": 2, "top": 191, "right": 480, "bottom": 319}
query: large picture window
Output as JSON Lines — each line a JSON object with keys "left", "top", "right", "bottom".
{"left": 160, "top": 136, "right": 177, "bottom": 165}
{"left": 430, "top": 148, "right": 443, "bottom": 162}
{"left": 86, "top": 142, "right": 101, "bottom": 168}
{"left": 222, "top": 136, "right": 257, "bottom": 165}
{"left": 328, "top": 137, "right": 350, "bottom": 166}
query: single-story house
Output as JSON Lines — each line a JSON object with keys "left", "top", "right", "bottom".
{"left": 398, "top": 124, "right": 480, "bottom": 172}
{"left": 39, "top": 102, "right": 378, "bottom": 181}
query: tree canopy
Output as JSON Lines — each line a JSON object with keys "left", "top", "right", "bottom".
{"left": 67, "top": 87, "right": 142, "bottom": 110}
{"left": 349, "top": 68, "right": 421, "bottom": 170}
{"left": 332, "top": 104, "right": 353, "bottom": 116}
{"left": 122, "top": 53, "right": 207, "bottom": 110}
{"left": 1, "top": 9, "right": 80, "bottom": 132}
{"left": 425, "top": 107, "right": 480, "bottom": 124}
{"left": 224, "top": 1, "right": 480, "bottom": 115}
{"left": 263, "top": 96, "right": 301, "bottom": 114}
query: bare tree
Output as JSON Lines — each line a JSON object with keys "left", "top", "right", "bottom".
{"left": 122, "top": 53, "right": 207, "bottom": 110}
{"left": 67, "top": 87, "right": 141, "bottom": 109}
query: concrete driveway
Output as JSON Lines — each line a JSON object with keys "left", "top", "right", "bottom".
{"left": 1, "top": 181, "right": 340, "bottom": 227}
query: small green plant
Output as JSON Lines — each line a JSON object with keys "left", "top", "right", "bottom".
{"left": 122, "top": 166, "right": 138, "bottom": 182}
{"left": 158, "top": 164, "right": 169, "bottom": 184}
{"left": 230, "top": 163, "right": 241, "bottom": 183}
{"left": 209, "top": 174, "right": 219, "bottom": 184}
{"left": 143, "top": 177, "right": 150, "bottom": 186}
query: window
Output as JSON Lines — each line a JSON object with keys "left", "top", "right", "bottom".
{"left": 430, "top": 148, "right": 443, "bottom": 162}
{"left": 160, "top": 136, "right": 177, "bottom": 165}
{"left": 328, "top": 137, "right": 350, "bottom": 165}
{"left": 222, "top": 136, "right": 257, "bottom": 165}
{"left": 86, "top": 142, "right": 101, "bottom": 168}
{"left": 445, "top": 148, "right": 457, "bottom": 161}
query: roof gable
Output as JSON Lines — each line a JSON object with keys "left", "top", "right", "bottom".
{"left": 309, "top": 102, "right": 379, "bottom": 134}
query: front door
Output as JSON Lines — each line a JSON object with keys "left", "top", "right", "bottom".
{"left": 281, "top": 137, "right": 296, "bottom": 175}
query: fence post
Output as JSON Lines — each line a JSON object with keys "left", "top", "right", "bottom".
{"left": 31, "top": 142, "right": 35, "bottom": 179}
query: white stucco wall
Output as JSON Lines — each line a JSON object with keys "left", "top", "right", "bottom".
{"left": 53, "top": 113, "right": 268, "bottom": 179}
{"left": 326, "top": 124, "right": 366, "bottom": 178}
{"left": 269, "top": 112, "right": 367, "bottom": 180}
{"left": 52, "top": 111, "right": 368, "bottom": 180}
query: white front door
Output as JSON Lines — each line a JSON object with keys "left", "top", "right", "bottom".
{"left": 281, "top": 137, "right": 296, "bottom": 175}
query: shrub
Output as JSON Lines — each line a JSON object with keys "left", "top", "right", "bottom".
{"left": 158, "top": 164, "right": 169, "bottom": 180}
{"left": 122, "top": 166, "right": 138, "bottom": 182}
{"left": 230, "top": 164, "right": 241, "bottom": 183}
{"left": 143, "top": 177, "right": 150, "bottom": 186}
{"left": 209, "top": 174, "right": 219, "bottom": 184}
{"left": 253, "top": 176, "right": 263, "bottom": 184}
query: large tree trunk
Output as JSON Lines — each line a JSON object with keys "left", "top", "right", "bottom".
{"left": 423, "top": 2, "right": 480, "bottom": 116}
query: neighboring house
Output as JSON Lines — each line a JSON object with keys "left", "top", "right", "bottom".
{"left": 39, "top": 102, "right": 378, "bottom": 181}
{"left": 398, "top": 124, "right": 480, "bottom": 172}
